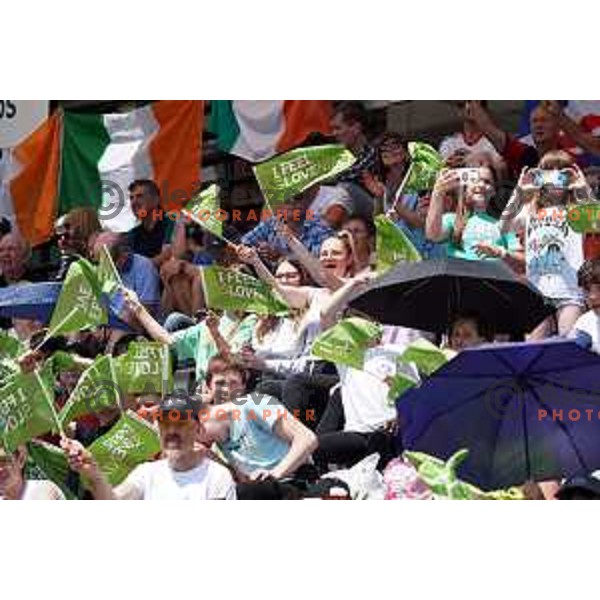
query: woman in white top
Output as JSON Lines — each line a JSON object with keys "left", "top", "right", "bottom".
{"left": 237, "top": 230, "right": 363, "bottom": 427}
{"left": 500, "top": 150, "right": 595, "bottom": 338}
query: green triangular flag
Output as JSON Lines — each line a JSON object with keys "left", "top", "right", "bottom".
{"left": 0, "top": 370, "right": 57, "bottom": 452}
{"left": 59, "top": 355, "right": 121, "bottom": 427}
{"left": 200, "top": 265, "right": 289, "bottom": 316}
{"left": 183, "top": 184, "right": 223, "bottom": 239}
{"left": 401, "top": 338, "right": 455, "bottom": 376}
{"left": 253, "top": 144, "right": 356, "bottom": 206}
{"left": 97, "top": 245, "right": 122, "bottom": 295}
{"left": 49, "top": 258, "right": 107, "bottom": 336}
{"left": 375, "top": 214, "right": 421, "bottom": 273}
{"left": 88, "top": 411, "right": 161, "bottom": 486}
{"left": 114, "top": 342, "right": 173, "bottom": 396}
{"left": 405, "top": 449, "right": 478, "bottom": 500}
{"left": 404, "top": 141, "right": 443, "bottom": 193}
{"left": 25, "top": 439, "right": 77, "bottom": 500}
{"left": 311, "top": 317, "right": 383, "bottom": 369}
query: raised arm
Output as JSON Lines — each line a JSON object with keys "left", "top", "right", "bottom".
{"left": 275, "top": 221, "right": 344, "bottom": 291}
{"left": 426, "top": 170, "right": 458, "bottom": 242}
{"left": 468, "top": 100, "right": 508, "bottom": 154}
{"left": 236, "top": 244, "right": 312, "bottom": 310}
{"left": 319, "top": 272, "right": 374, "bottom": 330}
{"left": 122, "top": 288, "right": 174, "bottom": 346}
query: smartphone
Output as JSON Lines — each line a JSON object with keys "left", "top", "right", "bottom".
{"left": 531, "top": 168, "right": 570, "bottom": 189}
{"left": 453, "top": 167, "right": 480, "bottom": 185}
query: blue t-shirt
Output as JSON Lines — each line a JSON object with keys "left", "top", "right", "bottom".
{"left": 111, "top": 253, "right": 161, "bottom": 316}
{"left": 219, "top": 394, "right": 289, "bottom": 475}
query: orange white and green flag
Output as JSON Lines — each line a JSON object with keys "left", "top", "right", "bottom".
{"left": 1, "top": 101, "right": 204, "bottom": 247}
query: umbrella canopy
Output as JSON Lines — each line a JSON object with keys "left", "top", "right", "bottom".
{"left": 397, "top": 339, "right": 600, "bottom": 491}
{"left": 0, "top": 282, "right": 131, "bottom": 331}
{"left": 349, "top": 258, "right": 553, "bottom": 335}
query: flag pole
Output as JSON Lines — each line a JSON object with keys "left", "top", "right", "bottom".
{"left": 35, "top": 370, "right": 65, "bottom": 440}
{"left": 388, "top": 162, "right": 414, "bottom": 216}
{"left": 28, "top": 306, "right": 80, "bottom": 356}
{"left": 102, "top": 244, "right": 123, "bottom": 287}
{"left": 181, "top": 209, "right": 238, "bottom": 249}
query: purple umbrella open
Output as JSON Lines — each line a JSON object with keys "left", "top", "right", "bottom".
{"left": 397, "top": 339, "right": 600, "bottom": 491}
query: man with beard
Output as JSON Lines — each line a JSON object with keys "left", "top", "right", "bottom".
{"left": 61, "top": 394, "right": 236, "bottom": 500}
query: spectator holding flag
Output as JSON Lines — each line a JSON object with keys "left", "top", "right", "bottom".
{"left": 62, "top": 394, "right": 237, "bottom": 500}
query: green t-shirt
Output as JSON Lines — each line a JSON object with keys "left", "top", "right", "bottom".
{"left": 441, "top": 212, "right": 520, "bottom": 260}
{"left": 171, "top": 313, "right": 257, "bottom": 386}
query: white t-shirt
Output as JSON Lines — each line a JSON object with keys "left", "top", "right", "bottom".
{"left": 338, "top": 345, "right": 419, "bottom": 433}
{"left": 121, "top": 458, "right": 236, "bottom": 500}
{"left": 439, "top": 132, "right": 501, "bottom": 162}
{"left": 525, "top": 207, "right": 584, "bottom": 301}
{"left": 572, "top": 310, "right": 600, "bottom": 354}
{"left": 0, "top": 480, "right": 65, "bottom": 501}
{"left": 252, "top": 318, "right": 302, "bottom": 360}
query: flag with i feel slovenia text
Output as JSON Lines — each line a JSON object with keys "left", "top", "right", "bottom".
{"left": 49, "top": 258, "right": 107, "bottom": 335}
{"left": 253, "top": 144, "right": 356, "bottom": 206}
{"left": 114, "top": 342, "right": 174, "bottom": 396}
{"left": 0, "top": 370, "right": 57, "bottom": 452}
{"left": 200, "top": 266, "right": 289, "bottom": 316}
{"left": 88, "top": 411, "right": 161, "bottom": 486}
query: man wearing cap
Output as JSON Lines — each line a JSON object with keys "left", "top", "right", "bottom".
{"left": 62, "top": 394, "right": 236, "bottom": 500}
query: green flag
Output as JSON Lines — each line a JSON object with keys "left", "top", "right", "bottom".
{"left": 26, "top": 439, "right": 77, "bottom": 500}
{"left": 97, "top": 245, "right": 122, "bottom": 295}
{"left": 88, "top": 411, "right": 161, "bottom": 486}
{"left": 183, "top": 184, "right": 224, "bottom": 239}
{"left": 0, "top": 330, "right": 25, "bottom": 359}
{"left": 400, "top": 338, "right": 455, "bottom": 376}
{"left": 567, "top": 203, "right": 600, "bottom": 233}
{"left": 59, "top": 355, "right": 121, "bottom": 427}
{"left": 311, "top": 317, "right": 383, "bottom": 369}
{"left": 386, "top": 369, "right": 419, "bottom": 405}
{"left": 114, "top": 342, "right": 173, "bottom": 396}
{"left": 200, "top": 266, "right": 289, "bottom": 315}
{"left": 49, "top": 258, "right": 107, "bottom": 336}
{"left": 404, "top": 449, "right": 479, "bottom": 500}
{"left": 403, "top": 141, "right": 443, "bottom": 193}
{"left": 375, "top": 214, "right": 421, "bottom": 273}
{"left": 253, "top": 144, "right": 356, "bottom": 206}
{"left": 0, "top": 370, "right": 58, "bottom": 452}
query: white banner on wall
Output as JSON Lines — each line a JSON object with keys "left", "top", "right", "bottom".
{"left": 0, "top": 100, "right": 49, "bottom": 148}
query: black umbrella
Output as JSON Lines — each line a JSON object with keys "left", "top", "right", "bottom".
{"left": 349, "top": 258, "right": 553, "bottom": 335}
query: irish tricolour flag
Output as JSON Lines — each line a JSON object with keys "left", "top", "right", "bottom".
{"left": 210, "top": 101, "right": 332, "bottom": 163}
{"left": 0, "top": 101, "right": 204, "bottom": 246}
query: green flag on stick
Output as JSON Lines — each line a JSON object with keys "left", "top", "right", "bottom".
{"left": 88, "top": 411, "right": 161, "bottom": 486}
{"left": 311, "top": 317, "right": 383, "bottom": 369}
{"left": 386, "top": 369, "right": 419, "bottom": 405}
{"left": 253, "top": 144, "right": 356, "bottom": 207}
{"left": 0, "top": 370, "right": 58, "bottom": 452}
{"left": 400, "top": 338, "right": 456, "bottom": 376}
{"left": 26, "top": 439, "right": 77, "bottom": 500}
{"left": 49, "top": 258, "right": 107, "bottom": 336}
{"left": 59, "top": 355, "right": 121, "bottom": 427}
{"left": 97, "top": 245, "right": 122, "bottom": 295}
{"left": 404, "top": 141, "right": 443, "bottom": 193}
{"left": 114, "top": 342, "right": 173, "bottom": 396}
{"left": 200, "top": 266, "right": 289, "bottom": 316}
{"left": 182, "top": 184, "right": 224, "bottom": 239}
{"left": 375, "top": 214, "right": 421, "bottom": 274}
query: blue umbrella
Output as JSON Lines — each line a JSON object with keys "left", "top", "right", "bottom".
{"left": 0, "top": 282, "right": 132, "bottom": 331}
{"left": 397, "top": 339, "right": 600, "bottom": 491}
